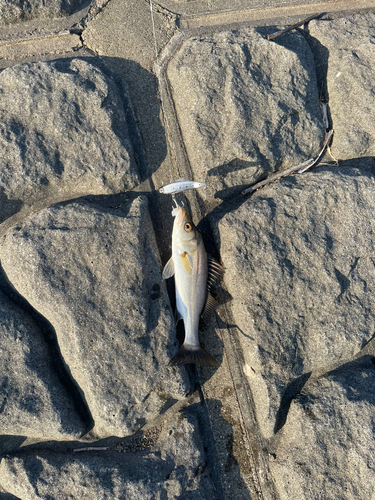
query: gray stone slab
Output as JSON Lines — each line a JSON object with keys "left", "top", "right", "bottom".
{"left": 0, "top": 412, "right": 214, "bottom": 500}
{"left": 0, "top": 0, "right": 87, "bottom": 25}
{"left": 0, "top": 33, "right": 82, "bottom": 61}
{"left": 0, "top": 197, "right": 188, "bottom": 437}
{"left": 167, "top": 28, "right": 324, "bottom": 197}
{"left": 0, "top": 290, "right": 85, "bottom": 439}
{"left": 270, "top": 356, "right": 375, "bottom": 500}
{"left": 308, "top": 12, "right": 375, "bottom": 160}
{"left": 0, "top": 58, "right": 138, "bottom": 224}
{"left": 217, "top": 165, "right": 375, "bottom": 437}
{"left": 158, "top": 0, "right": 375, "bottom": 22}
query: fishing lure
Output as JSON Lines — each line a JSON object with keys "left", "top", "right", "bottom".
{"left": 159, "top": 178, "right": 205, "bottom": 194}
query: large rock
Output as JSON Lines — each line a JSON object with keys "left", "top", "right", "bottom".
{"left": 0, "top": 59, "right": 138, "bottom": 223}
{"left": 0, "top": 197, "right": 188, "bottom": 437}
{"left": 217, "top": 166, "right": 375, "bottom": 437}
{"left": 167, "top": 28, "right": 324, "bottom": 195}
{"left": 0, "top": 289, "right": 85, "bottom": 439}
{"left": 270, "top": 356, "right": 375, "bottom": 500}
{"left": 0, "top": 412, "right": 214, "bottom": 499}
{"left": 0, "top": 0, "right": 85, "bottom": 25}
{"left": 308, "top": 12, "right": 375, "bottom": 160}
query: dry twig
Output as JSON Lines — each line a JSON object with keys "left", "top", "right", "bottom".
{"left": 297, "top": 129, "right": 334, "bottom": 173}
{"left": 267, "top": 13, "right": 323, "bottom": 40}
{"left": 73, "top": 446, "right": 109, "bottom": 452}
{"left": 241, "top": 158, "right": 315, "bottom": 195}
{"left": 241, "top": 130, "right": 334, "bottom": 195}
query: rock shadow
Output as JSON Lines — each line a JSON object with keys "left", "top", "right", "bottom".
{"left": 323, "top": 354, "right": 375, "bottom": 405}
{"left": 197, "top": 191, "right": 248, "bottom": 261}
{"left": 274, "top": 354, "right": 375, "bottom": 437}
{"left": 255, "top": 18, "right": 328, "bottom": 96}
{"left": 1, "top": 401, "right": 240, "bottom": 499}
{"left": 300, "top": 25, "right": 330, "bottom": 101}
{"left": 274, "top": 372, "right": 312, "bottom": 434}
{"left": 0, "top": 188, "right": 23, "bottom": 226}
{"left": 0, "top": 55, "right": 168, "bottom": 236}
{"left": 208, "top": 159, "right": 259, "bottom": 180}
{"left": 0, "top": 264, "right": 95, "bottom": 444}
{"left": 185, "top": 400, "right": 253, "bottom": 500}
{"left": 320, "top": 156, "right": 375, "bottom": 173}
{"left": 101, "top": 57, "right": 168, "bottom": 183}
{"left": 0, "top": 436, "right": 27, "bottom": 459}
{"left": 100, "top": 56, "right": 173, "bottom": 270}
{"left": 0, "top": 491, "right": 20, "bottom": 500}
{"left": 1, "top": 447, "right": 176, "bottom": 497}
{"left": 256, "top": 22, "right": 326, "bottom": 97}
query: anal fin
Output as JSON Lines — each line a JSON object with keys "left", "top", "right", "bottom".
{"left": 201, "top": 292, "right": 219, "bottom": 318}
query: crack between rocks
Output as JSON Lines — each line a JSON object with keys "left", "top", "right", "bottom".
{"left": 215, "top": 303, "right": 280, "bottom": 500}
{"left": 154, "top": 29, "right": 281, "bottom": 500}
{"left": 0, "top": 488, "right": 21, "bottom": 500}
{"left": 271, "top": 333, "right": 375, "bottom": 440}
{"left": 2, "top": 393, "right": 198, "bottom": 458}
{"left": 0, "top": 0, "right": 110, "bottom": 61}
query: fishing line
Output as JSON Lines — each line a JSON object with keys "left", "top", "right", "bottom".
{"left": 149, "top": 0, "right": 177, "bottom": 184}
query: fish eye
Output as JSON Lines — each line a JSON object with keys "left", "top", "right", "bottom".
{"left": 184, "top": 223, "right": 192, "bottom": 232}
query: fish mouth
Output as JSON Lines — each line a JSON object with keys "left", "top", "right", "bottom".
{"left": 172, "top": 207, "right": 188, "bottom": 226}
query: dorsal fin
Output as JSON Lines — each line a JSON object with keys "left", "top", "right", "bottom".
{"left": 207, "top": 255, "right": 225, "bottom": 291}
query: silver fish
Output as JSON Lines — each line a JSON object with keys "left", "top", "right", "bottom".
{"left": 159, "top": 179, "right": 205, "bottom": 194}
{"left": 162, "top": 206, "right": 223, "bottom": 366}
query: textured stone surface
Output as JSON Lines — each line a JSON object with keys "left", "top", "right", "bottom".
{"left": 0, "top": 289, "right": 85, "bottom": 439}
{"left": 270, "top": 356, "right": 375, "bottom": 500}
{"left": 0, "top": 412, "right": 214, "bottom": 499}
{"left": 217, "top": 166, "right": 375, "bottom": 437}
{"left": 0, "top": 197, "right": 188, "bottom": 437}
{"left": 0, "top": 59, "right": 138, "bottom": 223}
{"left": 168, "top": 28, "right": 324, "bottom": 195}
{"left": 0, "top": 3, "right": 374, "bottom": 499}
{"left": 308, "top": 13, "right": 375, "bottom": 160}
{"left": 0, "top": 0, "right": 86, "bottom": 25}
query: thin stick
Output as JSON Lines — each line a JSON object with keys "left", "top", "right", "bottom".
{"left": 298, "top": 129, "right": 334, "bottom": 173}
{"left": 241, "top": 158, "right": 314, "bottom": 195}
{"left": 73, "top": 446, "right": 109, "bottom": 452}
{"left": 267, "top": 13, "right": 322, "bottom": 41}
{"left": 320, "top": 101, "right": 330, "bottom": 130}
{"left": 241, "top": 129, "right": 334, "bottom": 195}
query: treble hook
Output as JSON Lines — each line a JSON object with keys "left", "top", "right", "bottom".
{"left": 172, "top": 194, "right": 179, "bottom": 210}
{"left": 171, "top": 194, "right": 185, "bottom": 210}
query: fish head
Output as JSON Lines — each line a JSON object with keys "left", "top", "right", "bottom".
{"left": 172, "top": 207, "right": 200, "bottom": 247}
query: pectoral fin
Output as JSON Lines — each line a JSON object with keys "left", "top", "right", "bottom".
{"left": 162, "top": 257, "right": 175, "bottom": 279}
{"left": 180, "top": 252, "right": 193, "bottom": 274}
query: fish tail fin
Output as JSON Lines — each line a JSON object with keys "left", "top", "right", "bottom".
{"left": 169, "top": 344, "right": 219, "bottom": 367}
